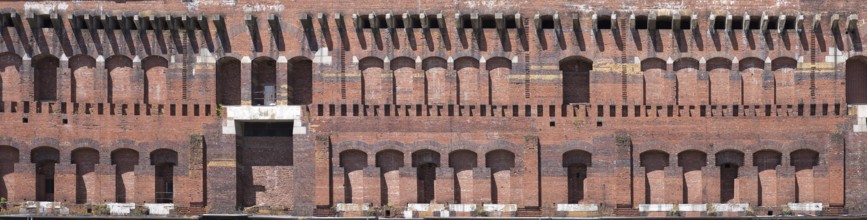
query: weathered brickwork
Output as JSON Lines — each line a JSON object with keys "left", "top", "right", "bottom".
{"left": 0, "top": 0, "right": 865, "bottom": 217}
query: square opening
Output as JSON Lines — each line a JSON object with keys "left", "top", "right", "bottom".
{"left": 635, "top": 15, "right": 648, "bottom": 29}
{"left": 240, "top": 121, "right": 293, "bottom": 137}
{"left": 481, "top": 15, "right": 496, "bottom": 29}
{"left": 540, "top": 15, "right": 555, "bottom": 29}
{"left": 656, "top": 16, "right": 673, "bottom": 29}
{"left": 714, "top": 16, "right": 726, "bottom": 29}
{"left": 597, "top": 15, "right": 612, "bottom": 29}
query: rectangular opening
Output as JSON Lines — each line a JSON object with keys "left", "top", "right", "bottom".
{"left": 512, "top": 105, "right": 519, "bottom": 117}
{"left": 505, "top": 15, "right": 517, "bottom": 28}
{"left": 657, "top": 16, "right": 673, "bottom": 29}
{"left": 597, "top": 105, "right": 604, "bottom": 117}
{"left": 340, "top": 104, "right": 347, "bottom": 116}
{"left": 714, "top": 16, "right": 726, "bottom": 29}
{"left": 609, "top": 105, "right": 616, "bottom": 117}
{"left": 240, "top": 122, "right": 293, "bottom": 137}
{"left": 525, "top": 105, "right": 532, "bottom": 117}
{"left": 549, "top": 105, "right": 556, "bottom": 117}
{"left": 767, "top": 16, "right": 779, "bottom": 30}
{"left": 749, "top": 16, "right": 761, "bottom": 29}
{"left": 194, "top": 104, "right": 200, "bottom": 116}
{"left": 134, "top": 104, "right": 140, "bottom": 115}
{"left": 635, "top": 15, "right": 648, "bottom": 29}
{"left": 205, "top": 104, "right": 211, "bottom": 116}
{"left": 481, "top": 15, "right": 496, "bottom": 29}
{"left": 37, "top": 15, "right": 53, "bottom": 28}
{"left": 170, "top": 104, "right": 176, "bottom": 116}
{"left": 784, "top": 16, "right": 796, "bottom": 30}
{"left": 62, "top": 118, "right": 68, "bottom": 124}
{"left": 98, "top": 103, "right": 103, "bottom": 115}
{"left": 461, "top": 15, "right": 472, "bottom": 29}
{"left": 597, "top": 15, "right": 612, "bottom": 29}
{"left": 384, "top": 105, "right": 391, "bottom": 116}
{"left": 540, "top": 15, "right": 555, "bottom": 29}
{"left": 731, "top": 16, "right": 744, "bottom": 29}
{"left": 317, "top": 104, "right": 324, "bottom": 116}
{"left": 328, "top": 104, "right": 335, "bottom": 116}
{"left": 700, "top": 105, "right": 707, "bottom": 117}
{"left": 416, "top": 104, "right": 423, "bottom": 116}
{"left": 22, "top": 117, "right": 27, "bottom": 123}
{"left": 427, "top": 16, "right": 440, "bottom": 28}
{"left": 679, "top": 18, "right": 691, "bottom": 29}
{"left": 353, "top": 104, "right": 359, "bottom": 116}
{"left": 448, "top": 105, "right": 455, "bottom": 116}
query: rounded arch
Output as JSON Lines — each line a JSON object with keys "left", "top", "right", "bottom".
{"left": 71, "top": 147, "right": 99, "bottom": 165}
{"left": 449, "top": 150, "right": 478, "bottom": 168}
{"left": 412, "top": 149, "right": 441, "bottom": 167}
{"left": 106, "top": 55, "right": 135, "bottom": 103}
{"left": 640, "top": 58, "right": 666, "bottom": 71}
{"left": 674, "top": 58, "right": 699, "bottom": 71}
{"left": 773, "top": 57, "right": 798, "bottom": 105}
{"left": 31, "top": 146, "right": 60, "bottom": 163}
{"left": 486, "top": 57, "right": 512, "bottom": 71}
{"left": 0, "top": 52, "right": 22, "bottom": 103}
{"left": 216, "top": 57, "right": 242, "bottom": 106}
{"left": 639, "top": 150, "right": 670, "bottom": 167}
{"left": 422, "top": 57, "right": 450, "bottom": 105}
{"left": 339, "top": 149, "right": 367, "bottom": 203}
{"left": 359, "top": 57, "right": 386, "bottom": 105}
{"left": 560, "top": 56, "right": 593, "bottom": 104}
{"left": 753, "top": 149, "right": 783, "bottom": 167}
{"left": 143, "top": 56, "right": 169, "bottom": 104}
{"left": 32, "top": 146, "right": 59, "bottom": 201}
{"left": 111, "top": 148, "right": 140, "bottom": 165}
{"left": 71, "top": 147, "right": 99, "bottom": 204}
{"left": 640, "top": 150, "right": 669, "bottom": 204}
{"left": 738, "top": 57, "right": 765, "bottom": 71}
{"left": 69, "top": 55, "right": 96, "bottom": 103}
{"left": 562, "top": 149, "right": 592, "bottom": 167}
{"left": 455, "top": 57, "right": 480, "bottom": 105}
{"left": 707, "top": 57, "right": 734, "bottom": 105}
{"left": 790, "top": 149, "right": 819, "bottom": 167}
{"left": 33, "top": 54, "right": 59, "bottom": 101}
{"left": 390, "top": 56, "right": 415, "bottom": 70}
{"left": 487, "top": 57, "right": 512, "bottom": 105}
{"left": 677, "top": 150, "right": 707, "bottom": 167}
{"left": 150, "top": 148, "right": 178, "bottom": 166}
{"left": 375, "top": 149, "right": 404, "bottom": 168}
{"left": 252, "top": 57, "right": 277, "bottom": 105}
{"left": 454, "top": 57, "right": 479, "bottom": 71}
{"left": 288, "top": 56, "right": 313, "bottom": 105}
{"left": 359, "top": 57, "right": 384, "bottom": 71}
{"left": 422, "top": 57, "right": 447, "bottom": 70}
{"left": 706, "top": 58, "right": 733, "bottom": 71}
{"left": 715, "top": 149, "right": 745, "bottom": 166}
{"left": 391, "top": 56, "right": 416, "bottom": 104}
{"left": 485, "top": 149, "right": 515, "bottom": 170}
{"left": 772, "top": 57, "right": 797, "bottom": 71}
{"left": 847, "top": 56, "right": 867, "bottom": 104}
{"left": 111, "top": 148, "right": 139, "bottom": 203}
{"left": 339, "top": 149, "right": 368, "bottom": 168}
{"left": 678, "top": 149, "right": 707, "bottom": 204}
{"left": 0, "top": 145, "right": 19, "bottom": 163}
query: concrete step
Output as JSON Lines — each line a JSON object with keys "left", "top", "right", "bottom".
{"left": 515, "top": 207, "right": 542, "bottom": 217}
{"left": 614, "top": 207, "right": 640, "bottom": 216}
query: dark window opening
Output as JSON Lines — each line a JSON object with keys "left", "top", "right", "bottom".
{"left": 731, "top": 16, "right": 744, "bottom": 29}
{"left": 45, "top": 179, "right": 54, "bottom": 194}
{"left": 427, "top": 16, "right": 440, "bottom": 28}
{"left": 505, "top": 15, "right": 517, "bottom": 28}
{"left": 767, "top": 16, "right": 779, "bottom": 30}
{"left": 656, "top": 16, "right": 673, "bottom": 29}
{"left": 714, "top": 16, "right": 726, "bottom": 29}
{"left": 679, "top": 19, "right": 691, "bottom": 29}
{"left": 481, "top": 15, "right": 496, "bottom": 29}
{"left": 635, "top": 15, "right": 648, "bottom": 29}
{"left": 540, "top": 15, "right": 555, "bottom": 29}
{"left": 461, "top": 15, "right": 472, "bottom": 28}
{"left": 37, "top": 15, "right": 53, "bottom": 28}
{"left": 749, "top": 16, "right": 761, "bottom": 29}
{"left": 241, "top": 122, "right": 294, "bottom": 137}
{"left": 394, "top": 17, "right": 405, "bottom": 28}
{"left": 784, "top": 16, "right": 797, "bottom": 30}
{"left": 597, "top": 15, "right": 612, "bottom": 29}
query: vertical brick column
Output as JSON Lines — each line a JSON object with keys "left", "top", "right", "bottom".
{"left": 479, "top": 57, "right": 489, "bottom": 107}
{"left": 523, "top": 136, "right": 540, "bottom": 207}
{"left": 730, "top": 57, "right": 741, "bottom": 113}
{"left": 240, "top": 56, "right": 252, "bottom": 105}
{"left": 314, "top": 135, "right": 332, "bottom": 207}
{"left": 473, "top": 167, "right": 491, "bottom": 204}
{"left": 95, "top": 55, "right": 107, "bottom": 102}
{"left": 413, "top": 57, "right": 424, "bottom": 105}
{"left": 132, "top": 56, "right": 143, "bottom": 103}
{"left": 614, "top": 134, "right": 633, "bottom": 207}
{"left": 11, "top": 163, "right": 36, "bottom": 201}
{"left": 135, "top": 160, "right": 156, "bottom": 204}
{"left": 541, "top": 166, "right": 567, "bottom": 205}
{"left": 95, "top": 163, "right": 116, "bottom": 203}
{"left": 54, "top": 163, "right": 76, "bottom": 203}
{"left": 276, "top": 56, "right": 288, "bottom": 105}
{"left": 20, "top": 55, "right": 33, "bottom": 101}
{"left": 382, "top": 57, "right": 394, "bottom": 105}
{"left": 664, "top": 156, "right": 683, "bottom": 204}
{"left": 703, "top": 156, "right": 721, "bottom": 204}
{"left": 740, "top": 155, "right": 758, "bottom": 205}
{"left": 446, "top": 57, "right": 456, "bottom": 105}
{"left": 828, "top": 137, "right": 846, "bottom": 207}
{"left": 399, "top": 166, "right": 416, "bottom": 206}
{"left": 363, "top": 166, "right": 381, "bottom": 205}
{"left": 58, "top": 54, "right": 70, "bottom": 103}
{"left": 206, "top": 133, "right": 238, "bottom": 212}
{"left": 332, "top": 166, "right": 346, "bottom": 203}
{"left": 777, "top": 155, "right": 796, "bottom": 206}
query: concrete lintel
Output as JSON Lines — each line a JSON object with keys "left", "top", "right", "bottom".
{"left": 778, "top": 15, "right": 787, "bottom": 33}
{"left": 831, "top": 14, "right": 840, "bottom": 31}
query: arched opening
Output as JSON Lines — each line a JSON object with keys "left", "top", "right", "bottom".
{"left": 846, "top": 56, "right": 867, "bottom": 104}
{"left": 641, "top": 58, "right": 673, "bottom": 105}
{"left": 560, "top": 56, "right": 592, "bottom": 104}
{"left": 216, "top": 57, "right": 241, "bottom": 105}
{"left": 486, "top": 150, "right": 515, "bottom": 204}
{"left": 412, "top": 149, "right": 440, "bottom": 203}
{"left": 106, "top": 55, "right": 135, "bottom": 103}
{"left": 69, "top": 55, "right": 96, "bottom": 103}
{"left": 0, "top": 146, "right": 19, "bottom": 200}
{"left": 791, "top": 149, "right": 819, "bottom": 203}
{"left": 288, "top": 57, "right": 313, "bottom": 105}
{"left": 753, "top": 150, "right": 782, "bottom": 206}
{"left": 562, "top": 150, "right": 591, "bottom": 203}
{"left": 32, "top": 146, "right": 60, "bottom": 201}
{"left": 678, "top": 150, "right": 707, "bottom": 204}
{"left": 449, "top": 150, "right": 477, "bottom": 204}
{"left": 674, "top": 58, "right": 703, "bottom": 105}
{"left": 71, "top": 147, "right": 99, "bottom": 204}
{"left": 715, "top": 150, "right": 744, "bottom": 203}
{"left": 143, "top": 56, "right": 169, "bottom": 104}
{"left": 455, "top": 57, "right": 480, "bottom": 105}
{"left": 111, "top": 148, "right": 139, "bottom": 203}
{"left": 33, "top": 54, "right": 59, "bottom": 101}
{"left": 360, "top": 57, "right": 385, "bottom": 105}
{"left": 0, "top": 53, "right": 21, "bottom": 105}
{"left": 339, "top": 150, "right": 368, "bottom": 203}
{"left": 391, "top": 57, "right": 416, "bottom": 104}
{"left": 772, "top": 57, "right": 797, "bottom": 105}
{"left": 487, "top": 57, "right": 512, "bottom": 105}
{"left": 375, "top": 150, "right": 403, "bottom": 205}
{"left": 707, "top": 58, "right": 733, "bottom": 105}
{"left": 640, "top": 150, "right": 669, "bottom": 204}
{"left": 739, "top": 57, "right": 766, "bottom": 105}
{"left": 423, "top": 57, "right": 450, "bottom": 105}
{"left": 151, "top": 149, "right": 177, "bottom": 203}
{"left": 252, "top": 57, "right": 277, "bottom": 105}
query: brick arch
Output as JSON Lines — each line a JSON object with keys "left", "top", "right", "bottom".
{"left": 455, "top": 57, "right": 480, "bottom": 105}
{"left": 216, "top": 57, "right": 241, "bottom": 106}
{"left": 0, "top": 52, "right": 21, "bottom": 103}
{"left": 287, "top": 56, "right": 312, "bottom": 105}
{"left": 678, "top": 150, "right": 707, "bottom": 204}
{"left": 106, "top": 55, "right": 135, "bottom": 103}
{"left": 640, "top": 150, "right": 669, "bottom": 204}
{"left": 563, "top": 150, "right": 591, "bottom": 203}
{"left": 739, "top": 57, "right": 767, "bottom": 105}
{"left": 560, "top": 56, "right": 592, "bottom": 104}
{"left": 111, "top": 148, "right": 138, "bottom": 203}
{"left": 487, "top": 57, "right": 512, "bottom": 105}
{"left": 773, "top": 57, "right": 798, "bottom": 105}
{"left": 846, "top": 56, "right": 867, "bottom": 104}
{"left": 753, "top": 149, "right": 782, "bottom": 206}
{"left": 391, "top": 56, "right": 416, "bottom": 104}
{"left": 33, "top": 54, "right": 59, "bottom": 102}
{"left": 360, "top": 57, "right": 385, "bottom": 105}
{"left": 449, "top": 149, "right": 477, "bottom": 203}
{"left": 791, "top": 149, "right": 819, "bottom": 203}
{"left": 375, "top": 149, "right": 403, "bottom": 205}
{"left": 674, "top": 58, "right": 705, "bottom": 105}
{"left": 642, "top": 58, "right": 673, "bottom": 105}
{"left": 716, "top": 149, "right": 744, "bottom": 203}
{"left": 707, "top": 57, "right": 733, "bottom": 105}
{"left": 151, "top": 148, "right": 177, "bottom": 203}
{"left": 423, "top": 57, "right": 450, "bottom": 105}
{"left": 71, "top": 147, "right": 99, "bottom": 204}
{"left": 486, "top": 149, "right": 515, "bottom": 204}
{"left": 69, "top": 55, "right": 96, "bottom": 103}
{"left": 143, "top": 56, "right": 169, "bottom": 104}
{"left": 252, "top": 57, "right": 277, "bottom": 105}
{"left": 412, "top": 149, "right": 440, "bottom": 203}
{"left": 339, "top": 149, "right": 368, "bottom": 203}
{"left": 0, "top": 145, "right": 19, "bottom": 200}
{"left": 32, "top": 146, "right": 60, "bottom": 201}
